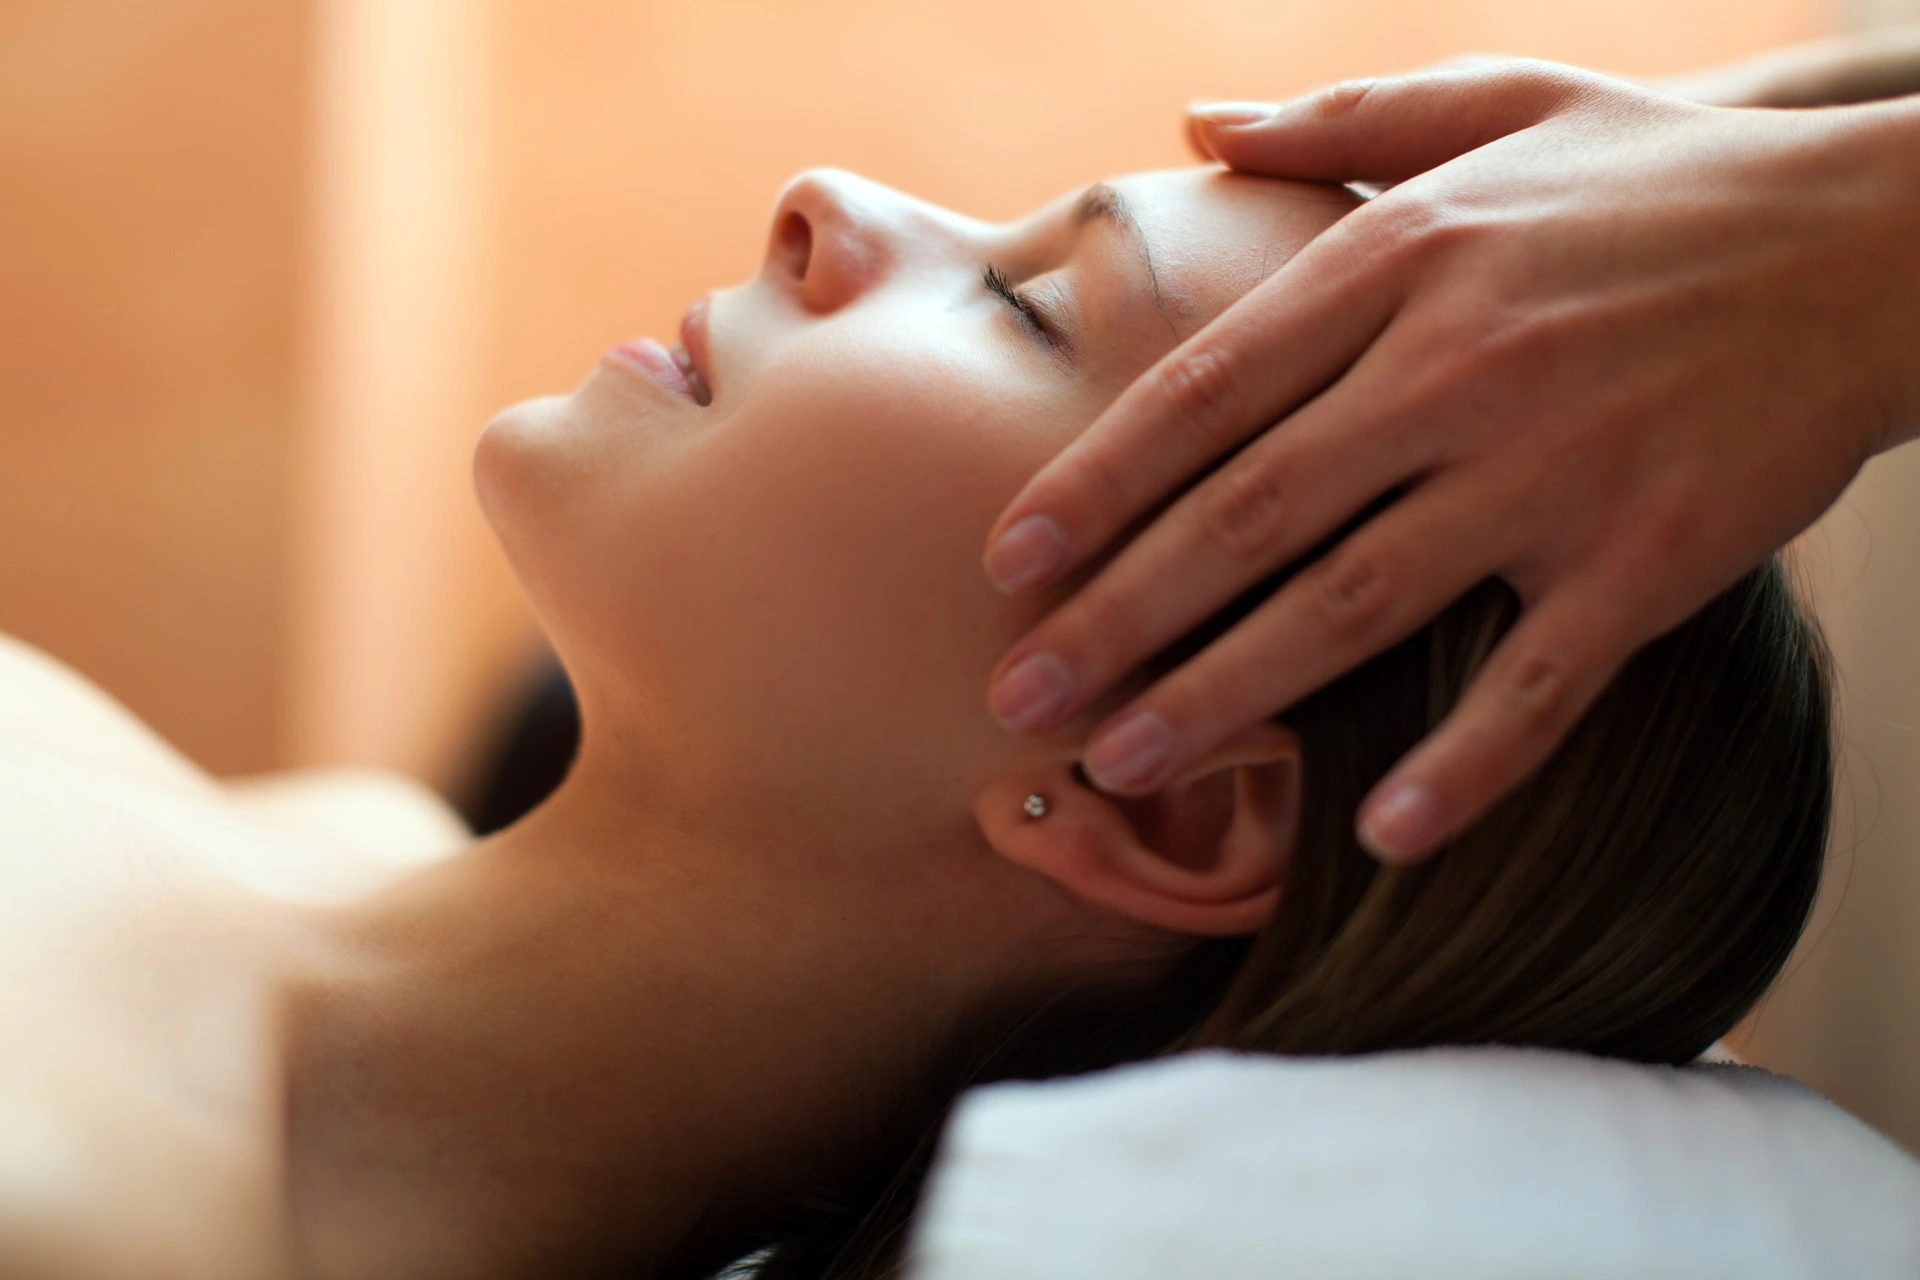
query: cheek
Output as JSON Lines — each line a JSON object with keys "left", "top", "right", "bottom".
{"left": 599, "top": 329, "right": 1090, "bottom": 791}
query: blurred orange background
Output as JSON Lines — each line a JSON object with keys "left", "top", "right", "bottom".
{"left": 5, "top": 0, "right": 1918, "bottom": 1149}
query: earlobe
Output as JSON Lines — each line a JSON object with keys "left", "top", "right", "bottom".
{"left": 976, "top": 724, "right": 1302, "bottom": 938}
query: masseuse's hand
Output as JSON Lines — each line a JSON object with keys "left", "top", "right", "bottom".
{"left": 981, "top": 61, "right": 1920, "bottom": 862}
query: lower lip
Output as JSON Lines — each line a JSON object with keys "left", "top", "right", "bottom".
{"left": 606, "top": 337, "right": 700, "bottom": 403}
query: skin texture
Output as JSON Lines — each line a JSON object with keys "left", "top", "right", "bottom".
{"left": 980, "top": 60, "right": 1920, "bottom": 863}
{"left": 0, "top": 168, "right": 1353, "bottom": 1279}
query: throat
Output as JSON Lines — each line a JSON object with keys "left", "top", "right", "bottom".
{"left": 278, "top": 789, "right": 982, "bottom": 1279}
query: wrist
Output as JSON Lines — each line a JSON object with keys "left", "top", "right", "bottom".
{"left": 1821, "top": 98, "right": 1920, "bottom": 456}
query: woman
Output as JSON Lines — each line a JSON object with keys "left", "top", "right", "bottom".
{"left": 0, "top": 164, "right": 1828, "bottom": 1280}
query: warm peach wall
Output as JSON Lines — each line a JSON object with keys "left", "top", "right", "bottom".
{"left": 0, "top": 2, "right": 309, "bottom": 775}
{"left": 290, "top": 0, "right": 527, "bottom": 786}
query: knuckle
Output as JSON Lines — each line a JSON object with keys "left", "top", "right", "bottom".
{"left": 1396, "top": 193, "right": 1466, "bottom": 245}
{"left": 1422, "top": 206, "right": 1482, "bottom": 255}
{"left": 1368, "top": 193, "right": 1474, "bottom": 276}
{"left": 1503, "top": 650, "right": 1575, "bottom": 739}
{"left": 1309, "top": 549, "right": 1394, "bottom": 643}
{"left": 1063, "top": 438, "right": 1134, "bottom": 522}
{"left": 1629, "top": 491, "right": 1703, "bottom": 565}
{"left": 1507, "top": 57, "right": 1582, "bottom": 95}
{"left": 1505, "top": 303, "right": 1589, "bottom": 361}
{"left": 1197, "top": 456, "right": 1289, "bottom": 563}
{"left": 1154, "top": 346, "right": 1241, "bottom": 443}
{"left": 1423, "top": 315, "right": 1530, "bottom": 401}
{"left": 1313, "top": 77, "right": 1379, "bottom": 122}
{"left": 1404, "top": 304, "right": 1564, "bottom": 416}
{"left": 1509, "top": 60, "right": 1604, "bottom": 118}
{"left": 1172, "top": 652, "right": 1259, "bottom": 738}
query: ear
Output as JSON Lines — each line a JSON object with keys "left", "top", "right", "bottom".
{"left": 975, "top": 723, "right": 1302, "bottom": 937}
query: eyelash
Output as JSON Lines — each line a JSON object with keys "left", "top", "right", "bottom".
{"left": 983, "top": 263, "right": 1053, "bottom": 344}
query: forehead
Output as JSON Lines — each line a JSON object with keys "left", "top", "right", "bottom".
{"left": 1091, "top": 168, "right": 1360, "bottom": 331}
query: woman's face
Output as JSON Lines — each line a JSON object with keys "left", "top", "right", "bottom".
{"left": 475, "top": 166, "right": 1355, "bottom": 848}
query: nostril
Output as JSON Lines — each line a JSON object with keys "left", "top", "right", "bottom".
{"left": 776, "top": 211, "right": 813, "bottom": 281}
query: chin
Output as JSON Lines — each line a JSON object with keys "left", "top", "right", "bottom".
{"left": 473, "top": 393, "right": 611, "bottom": 626}
{"left": 472, "top": 393, "right": 580, "bottom": 533}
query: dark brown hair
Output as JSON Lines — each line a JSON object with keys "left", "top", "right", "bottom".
{"left": 712, "top": 556, "right": 1832, "bottom": 1280}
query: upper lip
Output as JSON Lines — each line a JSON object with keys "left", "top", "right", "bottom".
{"left": 680, "top": 296, "right": 715, "bottom": 398}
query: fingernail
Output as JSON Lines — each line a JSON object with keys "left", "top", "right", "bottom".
{"left": 984, "top": 515, "right": 1071, "bottom": 593}
{"left": 989, "top": 652, "right": 1076, "bottom": 735}
{"left": 1085, "top": 712, "right": 1173, "bottom": 792}
{"left": 1188, "top": 101, "right": 1278, "bottom": 127}
{"left": 1358, "top": 780, "right": 1443, "bottom": 863}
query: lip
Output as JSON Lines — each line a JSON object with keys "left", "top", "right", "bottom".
{"left": 679, "top": 295, "right": 715, "bottom": 399}
{"left": 604, "top": 294, "right": 716, "bottom": 407}
{"left": 606, "top": 336, "right": 702, "bottom": 404}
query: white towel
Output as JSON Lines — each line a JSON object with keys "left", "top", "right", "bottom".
{"left": 904, "top": 1047, "right": 1920, "bottom": 1280}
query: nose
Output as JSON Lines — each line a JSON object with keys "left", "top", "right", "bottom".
{"left": 765, "top": 168, "right": 947, "bottom": 313}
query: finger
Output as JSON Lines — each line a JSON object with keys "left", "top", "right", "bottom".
{"left": 982, "top": 218, "right": 1402, "bottom": 595}
{"left": 1073, "top": 469, "right": 1522, "bottom": 798}
{"left": 1188, "top": 59, "right": 1599, "bottom": 186}
{"left": 987, "top": 358, "right": 1430, "bottom": 737}
{"left": 1354, "top": 574, "right": 1644, "bottom": 863}
{"left": 1184, "top": 104, "right": 1221, "bottom": 162}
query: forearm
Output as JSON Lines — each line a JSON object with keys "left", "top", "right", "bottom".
{"left": 1661, "top": 23, "right": 1920, "bottom": 108}
{"left": 1836, "top": 93, "right": 1920, "bottom": 455}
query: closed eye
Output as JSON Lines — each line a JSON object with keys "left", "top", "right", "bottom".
{"left": 983, "top": 263, "right": 1054, "bottom": 347}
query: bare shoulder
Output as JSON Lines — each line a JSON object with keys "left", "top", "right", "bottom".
{"left": 0, "top": 631, "right": 470, "bottom": 867}
{"left": 0, "top": 632, "right": 209, "bottom": 792}
{"left": 0, "top": 1055, "right": 294, "bottom": 1280}
{"left": 225, "top": 768, "right": 471, "bottom": 868}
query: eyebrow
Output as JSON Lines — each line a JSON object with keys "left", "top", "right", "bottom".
{"left": 1073, "top": 183, "right": 1177, "bottom": 338}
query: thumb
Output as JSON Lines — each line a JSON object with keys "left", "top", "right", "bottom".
{"left": 1189, "top": 59, "right": 1599, "bottom": 185}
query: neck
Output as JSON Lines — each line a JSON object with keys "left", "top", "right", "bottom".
{"left": 281, "top": 761, "right": 1003, "bottom": 1280}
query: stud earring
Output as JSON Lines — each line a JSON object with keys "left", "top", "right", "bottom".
{"left": 1022, "top": 794, "right": 1049, "bottom": 820}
